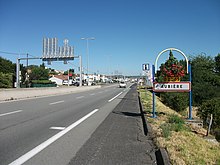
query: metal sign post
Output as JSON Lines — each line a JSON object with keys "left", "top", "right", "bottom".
{"left": 188, "top": 62, "right": 192, "bottom": 120}
{"left": 152, "top": 65, "right": 156, "bottom": 118}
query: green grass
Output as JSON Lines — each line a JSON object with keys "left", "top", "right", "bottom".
{"left": 138, "top": 87, "right": 220, "bottom": 165}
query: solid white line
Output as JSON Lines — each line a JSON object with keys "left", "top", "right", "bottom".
{"left": 76, "top": 96, "right": 85, "bottom": 99}
{"left": 9, "top": 109, "right": 99, "bottom": 165}
{"left": 49, "top": 100, "right": 64, "bottom": 105}
{"left": 50, "top": 127, "right": 66, "bottom": 130}
{"left": 0, "top": 110, "right": 23, "bottom": 117}
{"left": 108, "top": 92, "right": 123, "bottom": 102}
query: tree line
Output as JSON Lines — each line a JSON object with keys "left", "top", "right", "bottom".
{"left": 0, "top": 57, "right": 51, "bottom": 88}
{"left": 156, "top": 53, "right": 220, "bottom": 141}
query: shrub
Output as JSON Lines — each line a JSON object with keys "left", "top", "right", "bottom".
{"left": 198, "top": 97, "right": 220, "bottom": 129}
{"left": 160, "top": 114, "right": 189, "bottom": 138}
{"left": 31, "top": 80, "right": 54, "bottom": 84}
{"left": 0, "top": 72, "right": 13, "bottom": 88}
{"left": 160, "top": 123, "right": 172, "bottom": 138}
{"left": 198, "top": 98, "right": 220, "bottom": 141}
{"left": 168, "top": 114, "right": 184, "bottom": 124}
{"left": 160, "top": 92, "right": 189, "bottom": 112}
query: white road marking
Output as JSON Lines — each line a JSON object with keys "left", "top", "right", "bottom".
{"left": 9, "top": 109, "right": 99, "bottom": 165}
{"left": 98, "top": 91, "right": 103, "bottom": 94}
{"left": 0, "top": 110, "right": 23, "bottom": 117}
{"left": 76, "top": 96, "right": 85, "bottom": 99}
{"left": 50, "top": 127, "right": 66, "bottom": 130}
{"left": 90, "top": 93, "right": 95, "bottom": 96}
{"left": 49, "top": 100, "right": 64, "bottom": 105}
{"left": 108, "top": 92, "right": 123, "bottom": 102}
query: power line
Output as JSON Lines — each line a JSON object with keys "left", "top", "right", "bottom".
{"left": 0, "top": 51, "right": 40, "bottom": 58}
{"left": 0, "top": 51, "right": 23, "bottom": 55}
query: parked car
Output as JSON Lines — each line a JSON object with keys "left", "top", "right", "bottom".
{"left": 119, "top": 81, "right": 126, "bottom": 88}
{"left": 72, "top": 81, "right": 79, "bottom": 87}
{"left": 63, "top": 80, "right": 74, "bottom": 86}
{"left": 63, "top": 80, "right": 69, "bottom": 85}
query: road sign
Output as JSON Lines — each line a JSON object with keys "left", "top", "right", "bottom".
{"left": 142, "top": 63, "right": 150, "bottom": 71}
{"left": 153, "top": 82, "right": 191, "bottom": 92}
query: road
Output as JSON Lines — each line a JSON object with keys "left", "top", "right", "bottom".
{"left": 0, "top": 84, "right": 131, "bottom": 165}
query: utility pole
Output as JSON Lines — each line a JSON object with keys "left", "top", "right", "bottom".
{"left": 79, "top": 55, "right": 82, "bottom": 86}
{"left": 16, "top": 58, "right": 20, "bottom": 88}
{"left": 81, "top": 37, "right": 95, "bottom": 75}
{"left": 27, "top": 53, "right": 29, "bottom": 67}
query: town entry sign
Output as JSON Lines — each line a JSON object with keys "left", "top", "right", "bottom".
{"left": 151, "top": 48, "right": 192, "bottom": 119}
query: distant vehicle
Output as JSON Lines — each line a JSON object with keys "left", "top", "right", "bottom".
{"left": 72, "top": 81, "right": 79, "bottom": 87}
{"left": 63, "top": 80, "right": 73, "bottom": 85}
{"left": 119, "top": 81, "right": 126, "bottom": 88}
{"left": 63, "top": 80, "right": 69, "bottom": 85}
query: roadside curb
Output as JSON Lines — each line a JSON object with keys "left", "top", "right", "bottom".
{"left": 138, "top": 92, "right": 171, "bottom": 165}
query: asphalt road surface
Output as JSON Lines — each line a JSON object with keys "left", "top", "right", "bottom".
{"left": 0, "top": 84, "right": 131, "bottom": 165}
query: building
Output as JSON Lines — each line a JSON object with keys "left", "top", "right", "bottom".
{"left": 49, "top": 75, "right": 69, "bottom": 85}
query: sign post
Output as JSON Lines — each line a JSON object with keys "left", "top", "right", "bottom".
{"left": 152, "top": 65, "right": 156, "bottom": 118}
{"left": 188, "top": 62, "right": 192, "bottom": 120}
{"left": 142, "top": 63, "right": 150, "bottom": 86}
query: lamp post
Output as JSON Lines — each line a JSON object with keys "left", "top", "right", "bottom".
{"left": 81, "top": 37, "right": 95, "bottom": 75}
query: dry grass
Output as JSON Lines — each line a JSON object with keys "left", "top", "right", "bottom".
{"left": 138, "top": 88, "right": 220, "bottom": 165}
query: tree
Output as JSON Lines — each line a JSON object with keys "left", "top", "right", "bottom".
{"left": 0, "top": 72, "right": 13, "bottom": 88}
{"left": 191, "top": 55, "right": 220, "bottom": 105}
{"left": 160, "top": 92, "right": 189, "bottom": 112}
{"left": 156, "top": 51, "right": 189, "bottom": 112}
{"left": 28, "top": 64, "right": 49, "bottom": 81}
{"left": 156, "top": 51, "right": 186, "bottom": 82}
{"left": 0, "top": 57, "right": 17, "bottom": 88}
{"left": 198, "top": 98, "right": 220, "bottom": 129}
{"left": 215, "top": 54, "right": 220, "bottom": 74}
{"left": 0, "top": 57, "right": 16, "bottom": 74}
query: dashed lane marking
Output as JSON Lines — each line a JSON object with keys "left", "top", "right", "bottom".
{"left": 49, "top": 100, "right": 64, "bottom": 105}
{"left": 50, "top": 127, "right": 66, "bottom": 130}
{"left": 76, "top": 96, "right": 85, "bottom": 99}
{"left": 108, "top": 92, "right": 123, "bottom": 102}
{"left": 0, "top": 110, "right": 23, "bottom": 117}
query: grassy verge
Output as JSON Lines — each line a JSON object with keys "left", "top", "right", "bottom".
{"left": 138, "top": 87, "right": 220, "bottom": 165}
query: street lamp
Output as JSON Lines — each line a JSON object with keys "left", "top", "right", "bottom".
{"left": 81, "top": 37, "right": 95, "bottom": 75}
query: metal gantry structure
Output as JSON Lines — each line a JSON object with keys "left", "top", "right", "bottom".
{"left": 16, "top": 38, "right": 83, "bottom": 88}
{"left": 16, "top": 56, "right": 83, "bottom": 88}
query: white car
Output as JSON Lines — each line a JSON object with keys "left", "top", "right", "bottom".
{"left": 63, "top": 80, "right": 72, "bottom": 85}
{"left": 119, "top": 81, "right": 126, "bottom": 88}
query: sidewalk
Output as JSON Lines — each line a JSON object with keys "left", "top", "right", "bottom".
{"left": 0, "top": 86, "right": 101, "bottom": 102}
{"left": 69, "top": 85, "right": 157, "bottom": 165}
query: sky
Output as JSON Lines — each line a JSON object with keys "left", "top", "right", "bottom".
{"left": 0, "top": 0, "right": 220, "bottom": 76}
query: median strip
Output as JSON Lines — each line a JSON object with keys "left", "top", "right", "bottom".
{"left": 9, "top": 108, "right": 99, "bottom": 165}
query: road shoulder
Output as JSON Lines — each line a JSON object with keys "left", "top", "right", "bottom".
{"left": 69, "top": 85, "right": 157, "bottom": 165}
